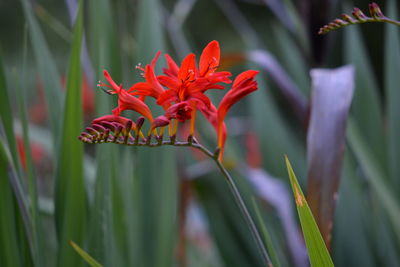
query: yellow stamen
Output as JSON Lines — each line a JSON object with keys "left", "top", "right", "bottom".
{"left": 159, "top": 127, "right": 165, "bottom": 137}
{"left": 168, "top": 123, "right": 173, "bottom": 137}
{"left": 173, "top": 119, "right": 179, "bottom": 136}
{"left": 190, "top": 107, "right": 197, "bottom": 137}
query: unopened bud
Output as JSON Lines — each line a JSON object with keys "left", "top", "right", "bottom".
{"left": 352, "top": 8, "right": 368, "bottom": 21}
{"left": 369, "top": 3, "right": 384, "bottom": 19}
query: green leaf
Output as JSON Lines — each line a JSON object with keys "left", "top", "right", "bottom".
{"left": 20, "top": 0, "right": 63, "bottom": 135}
{"left": 69, "top": 241, "right": 103, "bottom": 267}
{"left": 54, "top": 2, "right": 86, "bottom": 267}
{"left": 343, "top": 19, "right": 386, "bottom": 167}
{"left": 284, "top": 156, "right": 334, "bottom": 267}
{"left": 385, "top": 0, "right": 400, "bottom": 189}
{"left": 14, "top": 70, "right": 43, "bottom": 266}
{"left": 132, "top": 1, "right": 178, "bottom": 267}
{"left": 0, "top": 139, "right": 23, "bottom": 267}
{"left": 252, "top": 198, "right": 281, "bottom": 267}
{"left": 0, "top": 50, "right": 21, "bottom": 171}
{"left": 347, "top": 119, "right": 400, "bottom": 242}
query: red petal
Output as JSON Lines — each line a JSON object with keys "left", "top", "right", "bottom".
{"left": 163, "top": 54, "right": 179, "bottom": 77}
{"left": 92, "top": 114, "right": 133, "bottom": 126}
{"left": 151, "top": 51, "right": 161, "bottom": 67}
{"left": 199, "top": 40, "right": 220, "bottom": 77}
{"left": 158, "top": 75, "right": 180, "bottom": 90}
{"left": 151, "top": 115, "right": 170, "bottom": 129}
{"left": 232, "top": 70, "right": 259, "bottom": 87}
{"left": 118, "top": 90, "right": 153, "bottom": 121}
{"left": 156, "top": 89, "right": 179, "bottom": 106}
{"left": 103, "top": 70, "right": 121, "bottom": 93}
{"left": 164, "top": 102, "right": 193, "bottom": 122}
{"left": 178, "top": 53, "right": 196, "bottom": 81}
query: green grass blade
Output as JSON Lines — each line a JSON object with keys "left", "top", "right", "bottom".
{"left": 14, "top": 70, "right": 43, "bottom": 266}
{"left": 133, "top": 1, "right": 178, "bottom": 267}
{"left": 0, "top": 138, "right": 23, "bottom": 267}
{"left": 385, "top": 0, "right": 400, "bottom": 189}
{"left": 69, "top": 241, "right": 103, "bottom": 267}
{"left": 284, "top": 156, "right": 334, "bottom": 267}
{"left": 0, "top": 56, "right": 35, "bottom": 266}
{"left": 20, "top": 0, "right": 63, "bottom": 135}
{"left": 54, "top": 2, "right": 86, "bottom": 267}
{"left": 347, "top": 119, "right": 400, "bottom": 242}
{"left": 343, "top": 18, "right": 386, "bottom": 167}
{"left": 0, "top": 50, "right": 21, "bottom": 171}
{"left": 252, "top": 198, "right": 281, "bottom": 267}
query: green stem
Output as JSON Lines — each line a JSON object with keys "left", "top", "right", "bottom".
{"left": 211, "top": 155, "right": 272, "bottom": 267}
{"left": 81, "top": 136, "right": 272, "bottom": 265}
{"left": 174, "top": 142, "right": 272, "bottom": 266}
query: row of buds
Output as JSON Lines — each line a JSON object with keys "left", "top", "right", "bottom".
{"left": 319, "top": 3, "right": 386, "bottom": 34}
{"left": 78, "top": 115, "right": 173, "bottom": 146}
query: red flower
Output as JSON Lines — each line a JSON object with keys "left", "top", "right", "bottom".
{"left": 128, "top": 52, "right": 165, "bottom": 101}
{"left": 99, "top": 70, "right": 154, "bottom": 122}
{"left": 164, "top": 102, "right": 193, "bottom": 122}
{"left": 87, "top": 41, "right": 260, "bottom": 162}
{"left": 156, "top": 41, "right": 232, "bottom": 110}
{"left": 216, "top": 70, "right": 259, "bottom": 159}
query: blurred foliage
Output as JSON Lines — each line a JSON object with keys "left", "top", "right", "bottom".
{"left": 1, "top": 0, "right": 400, "bottom": 266}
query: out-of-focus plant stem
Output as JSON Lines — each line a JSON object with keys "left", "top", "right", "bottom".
{"left": 176, "top": 141, "right": 273, "bottom": 266}
{"left": 80, "top": 133, "right": 272, "bottom": 265}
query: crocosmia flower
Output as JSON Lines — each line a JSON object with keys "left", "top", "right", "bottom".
{"left": 82, "top": 40, "right": 260, "bottom": 161}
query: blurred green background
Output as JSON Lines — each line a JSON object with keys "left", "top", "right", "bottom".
{"left": 1, "top": 0, "right": 400, "bottom": 266}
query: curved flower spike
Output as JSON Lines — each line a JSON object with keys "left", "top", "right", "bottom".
{"left": 217, "top": 70, "right": 259, "bottom": 160}
{"left": 318, "top": 2, "right": 400, "bottom": 34}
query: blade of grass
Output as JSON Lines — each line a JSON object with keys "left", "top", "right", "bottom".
{"left": 54, "top": 2, "right": 86, "bottom": 267}
{"left": 69, "top": 241, "right": 103, "bottom": 267}
{"left": 307, "top": 66, "right": 355, "bottom": 248}
{"left": 343, "top": 18, "right": 386, "bottom": 168}
{"left": 215, "top": 0, "right": 307, "bottom": 180}
{"left": 285, "top": 156, "right": 334, "bottom": 267}
{"left": 0, "top": 50, "right": 21, "bottom": 172}
{"left": 0, "top": 138, "right": 23, "bottom": 267}
{"left": 20, "top": 0, "right": 63, "bottom": 135}
{"left": 14, "top": 69, "right": 43, "bottom": 266}
{"left": 0, "top": 55, "right": 35, "bottom": 266}
{"left": 134, "top": 1, "right": 178, "bottom": 267}
{"left": 252, "top": 198, "right": 281, "bottom": 267}
{"left": 11, "top": 23, "right": 44, "bottom": 266}
{"left": 384, "top": 0, "right": 400, "bottom": 190}
{"left": 194, "top": 173, "right": 266, "bottom": 267}
{"left": 347, "top": 119, "right": 400, "bottom": 242}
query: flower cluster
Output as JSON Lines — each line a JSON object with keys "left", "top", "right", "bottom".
{"left": 79, "top": 41, "right": 259, "bottom": 160}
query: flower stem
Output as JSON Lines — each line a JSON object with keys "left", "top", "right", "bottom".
{"left": 213, "top": 158, "right": 272, "bottom": 266}
{"left": 80, "top": 134, "right": 273, "bottom": 265}
{"left": 190, "top": 143, "right": 272, "bottom": 266}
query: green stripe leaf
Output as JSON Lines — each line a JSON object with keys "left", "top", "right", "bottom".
{"left": 20, "top": 0, "right": 63, "bottom": 135}
{"left": 385, "top": 0, "right": 400, "bottom": 189}
{"left": 54, "top": 2, "right": 86, "bottom": 267}
{"left": 285, "top": 156, "right": 334, "bottom": 267}
{"left": 70, "top": 241, "right": 103, "bottom": 267}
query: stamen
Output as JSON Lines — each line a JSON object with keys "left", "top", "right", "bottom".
{"left": 189, "top": 107, "right": 197, "bottom": 137}
{"left": 173, "top": 119, "right": 179, "bottom": 136}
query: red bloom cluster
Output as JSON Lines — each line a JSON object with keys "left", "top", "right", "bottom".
{"left": 94, "top": 41, "right": 259, "bottom": 159}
